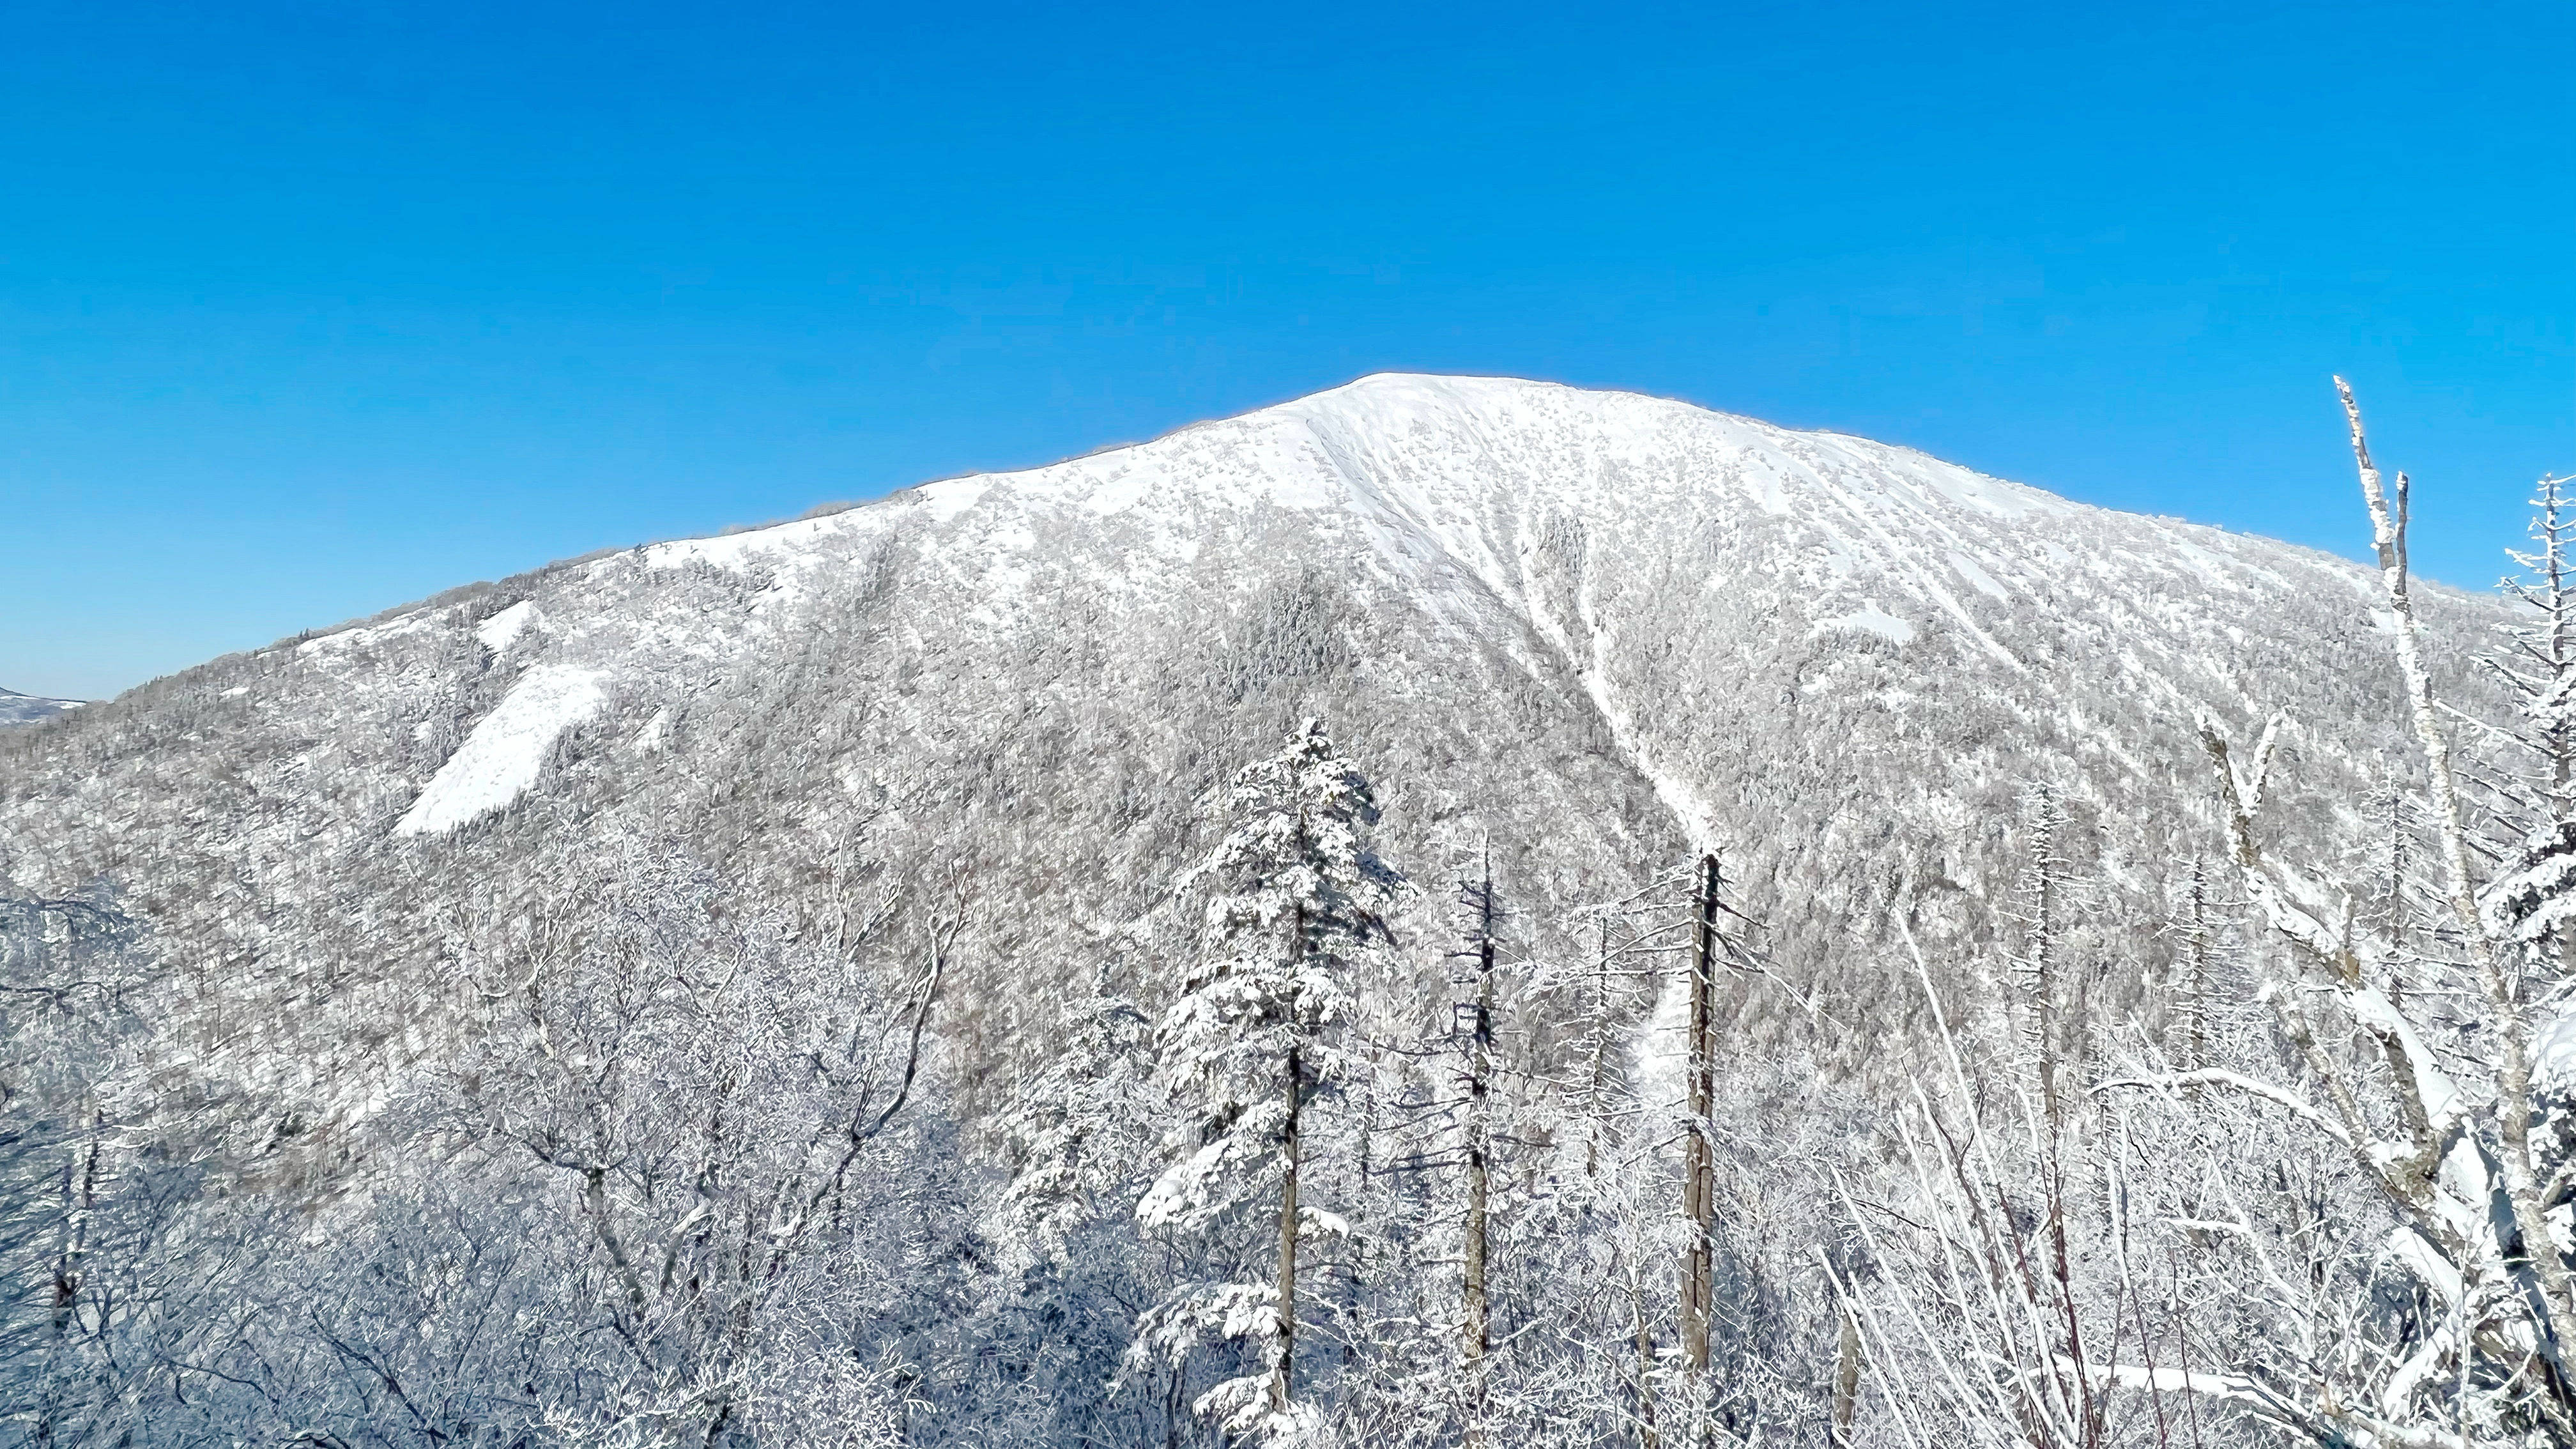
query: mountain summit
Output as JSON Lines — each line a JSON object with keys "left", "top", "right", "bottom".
{"left": 0, "top": 374, "right": 2470, "bottom": 1116}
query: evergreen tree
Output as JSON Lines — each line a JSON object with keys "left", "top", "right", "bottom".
{"left": 1134, "top": 719, "right": 1399, "bottom": 1441}
{"left": 1002, "top": 959, "right": 1155, "bottom": 1260}
{"left": 2485, "top": 472, "right": 2576, "bottom": 972}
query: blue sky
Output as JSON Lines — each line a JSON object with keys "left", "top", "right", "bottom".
{"left": 4, "top": 0, "right": 2568, "bottom": 700}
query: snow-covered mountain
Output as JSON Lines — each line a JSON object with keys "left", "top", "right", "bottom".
{"left": 0, "top": 374, "right": 2488, "bottom": 1130}
{"left": 0, "top": 686, "right": 81, "bottom": 727}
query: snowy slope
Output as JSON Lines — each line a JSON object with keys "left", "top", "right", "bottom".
{"left": 613, "top": 380, "right": 2304, "bottom": 779}
{"left": 611, "top": 373, "right": 2394, "bottom": 850}
{"left": 0, "top": 374, "right": 2492, "bottom": 1131}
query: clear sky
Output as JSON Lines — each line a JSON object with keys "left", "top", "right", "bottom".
{"left": 4, "top": 0, "right": 2569, "bottom": 701}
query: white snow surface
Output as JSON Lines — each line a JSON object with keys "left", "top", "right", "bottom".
{"left": 629, "top": 375, "right": 2086, "bottom": 606}
{"left": 300, "top": 608, "right": 449, "bottom": 656}
{"left": 1820, "top": 608, "right": 1917, "bottom": 645}
{"left": 2535, "top": 1007, "right": 2576, "bottom": 1098}
{"left": 475, "top": 601, "right": 538, "bottom": 654}
{"left": 606, "top": 373, "right": 2114, "bottom": 697}
{"left": 393, "top": 666, "right": 607, "bottom": 837}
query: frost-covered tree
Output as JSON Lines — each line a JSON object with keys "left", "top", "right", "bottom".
{"left": 2093, "top": 383, "right": 2576, "bottom": 1445}
{"left": 1003, "top": 958, "right": 1156, "bottom": 1259}
{"left": 2483, "top": 471, "right": 2576, "bottom": 976}
{"left": 2009, "top": 786, "right": 2071, "bottom": 1127}
{"left": 1134, "top": 719, "right": 1399, "bottom": 1441}
{"left": 0, "top": 884, "right": 146, "bottom": 1445}
{"left": 382, "top": 841, "right": 969, "bottom": 1445}
{"left": 2162, "top": 859, "right": 2212, "bottom": 1075}
{"left": 1459, "top": 849, "right": 1499, "bottom": 1439}
{"left": 986, "top": 958, "right": 1179, "bottom": 1445}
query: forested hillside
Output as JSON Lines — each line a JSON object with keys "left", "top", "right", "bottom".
{"left": 4, "top": 376, "right": 2563, "bottom": 1446}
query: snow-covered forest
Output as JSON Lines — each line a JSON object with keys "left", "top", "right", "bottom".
{"left": 8, "top": 375, "right": 2575, "bottom": 1446}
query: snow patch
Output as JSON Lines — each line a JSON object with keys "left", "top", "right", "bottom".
{"left": 916, "top": 477, "right": 991, "bottom": 524}
{"left": 2534, "top": 1006, "right": 2576, "bottom": 1098}
{"left": 1948, "top": 551, "right": 2012, "bottom": 601}
{"left": 1820, "top": 608, "right": 1917, "bottom": 645}
{"left": 475, "top": 601, "right": 537, "bottom": 654}
{"left": 643, "top": 512, "right": 855, "bottom": 572}
{"left": 1923, "top": 468, "right": 2056, "bottom": 521}
{"left": 299, "top": 608, "right": 445, "bottom": 655}
{"left": 630, "top": 707, "right": 673, "bottom": 756}
{"left": 394, "top": 666, "right": 607, "bottom": 836}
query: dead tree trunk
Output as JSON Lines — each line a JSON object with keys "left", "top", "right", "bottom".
{"left": 1275, "top": 1040, "right": 1302, "bottom": 1420}
{"left": 1587, "top": 914, "right": 1611, "bottom": 1179}
{"left": 2534, "top": 473, "right": 2576, "bottom": 981}
{"left": 1830, "top": 1302, "right": 1863, "bottom": 1446}
{"left": 1461, "top": 851, "right": 1496, "bottom": 1443}
{"left": 1680, "top": 851, "right": 1720, "bottom": 1377}
{"left": 1273, "top": 905, "right": 1306, "bottom": 1421}
{"left": 2340, "top": 376, "right": 2576, "bottom": 1388}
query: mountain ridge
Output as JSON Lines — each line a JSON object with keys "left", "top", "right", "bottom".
{"left": 0, "top": 686, "right": 82, "bottom": 728}
{"left": 0, "top": 374, "right": 2493, "bottom": 1138}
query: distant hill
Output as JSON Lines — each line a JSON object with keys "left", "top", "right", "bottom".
{"left": 0, "top": 686, "right": 80, "bottom": 727}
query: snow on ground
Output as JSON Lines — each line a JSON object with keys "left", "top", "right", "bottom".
{"left": 917, "top": 476, "right": 993, "bottom": 523}
{"left": 475, "top": 601, "right": 539, "bottom": 654}
{"left": 2534, "top": 1007, "right": 2576, "bottom": 1097}
{"left": 299, "top": 608, "right": 448, "bottom": 655}
{"left": 602, "top": 376, "right": 2175, "bottom": 672}
{"left": 1819, "top": 607, "right": 1918, "bottom": 645}
{"left": 1948, "top": 550, "right": 2013, "bottom": 601}
{"left": 642, "top": 511, "right": 862, "bottom": 571}
{"left": 393, "top": 665, "right": 607, "bottom": 836}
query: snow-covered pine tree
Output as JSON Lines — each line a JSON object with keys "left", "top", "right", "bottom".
{"left": 990, "top": 958, "right": 1174, "bottom": 1446}
{"left": 1001, "top": 958, "right": 1154, "bottom": 1260}
{"left": 2484, "top": 472, "right": 2576, "bottom": 976}
{"left": 2011, "top": 785, "right": 2069, "bottom": 1128}
{"left": 1133, "top": 719, "right": 1400, "bottom": 1441}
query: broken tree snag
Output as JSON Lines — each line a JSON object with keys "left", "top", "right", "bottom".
{"left": 1831, "top": 1301, "right": 1862, "bottom": 1446}
{"left": 1681, "top": 850, "right": 1721, "bottom": 1377}
{"left": 1460, "top": 847, "right": 1496, "bottom": 1445}
{"left": 1273, "top": 903, "right": 1306, "bottom": 1420}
